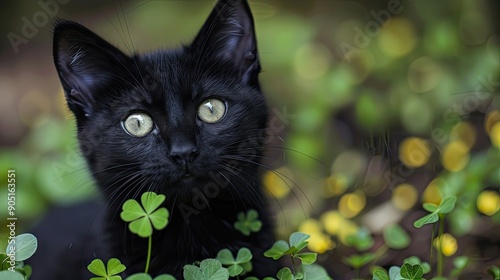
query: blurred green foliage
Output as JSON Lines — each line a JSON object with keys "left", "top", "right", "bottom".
{"left": 0, "top": 0, "right": 498, "bottom": 278}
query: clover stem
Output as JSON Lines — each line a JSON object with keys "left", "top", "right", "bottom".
{"left": 291, "top": 255, "right": 298, "bottom": 274}
{"left": 437, "top": 215, "right": 445, "bottom": 277}
{"left": 145, "top": 235, "right": 152, "bottom": 274}
{"left": 429, "top": 223, "right": 435, "bottom": 272}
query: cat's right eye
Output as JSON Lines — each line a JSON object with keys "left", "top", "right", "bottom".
{"left": 122, "top": 112, "right": 154, "bottom": 137}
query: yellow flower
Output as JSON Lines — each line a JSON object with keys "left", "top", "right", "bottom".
{"left": 433, "top": 233, "right": 458, "bottom": 257}
{"left": 477, "top": 190, "right": 500, "bottom": 216}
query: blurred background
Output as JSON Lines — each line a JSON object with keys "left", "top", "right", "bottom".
{"left": 0, "top": 0, "right": 499, "bottom": 278}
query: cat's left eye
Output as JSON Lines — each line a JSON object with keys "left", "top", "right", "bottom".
{"left": 198, "top": 98, "right": 226, "bottom": 123}
{"left": 122, "top": 112, "right": 154, "bottom": 137}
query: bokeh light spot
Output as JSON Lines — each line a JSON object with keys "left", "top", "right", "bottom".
{"left": 451, "top": 122, "right": 476, "bottom": 149}
{"left": 408, "top": 57, "right": 443, "bottom": 93}
{"left": 441, "top": 141, "right": 470, "bottom": 172}
{"left": 485, "top": 111, "right": 500, "bottom": 134}
{"left": 392, "top": 183, "right": 418, "bottom": 211}
{"left": 339, "top": 192, "right": 366, "bottom": 218}
{"left": 325, "top": 173, "right": 349, "bottom": 197}
{"left": 490, "top": 122, "right": 500, "bottom": 148}
{"left": 378, "top": 18, "right": 416, "bottom": 58}
{"left": 422, "top": 178, "right": 444, "bottom": 205}
{"left": 263, "top": 167, "right": 292, "bottom": 199}
{"left": 477, "top": 190, "right": 500, "bottom": 216}
{"left": 321, "top": 210, "right": 344, "bottom": 235}
{"left": 294, "top": 43, "right": 331, "bottom": 80}
{"left": 398, "top": 137, "right": 432, "bottom": 168}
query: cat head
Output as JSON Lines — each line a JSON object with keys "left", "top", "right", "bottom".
{"left": 53, "top": 0, "right": 268, "bottom": 202}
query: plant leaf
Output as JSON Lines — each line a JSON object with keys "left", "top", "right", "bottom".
{"left": 302, "top": 264, "right": 331, "bottom": 280}
{"left": 277, "top": 267, "right": 293, "bottom": 280}
{"left": 227, "top": 264, "right": 244, "bottom": 277}
{"left": 343, "top": 253, "right": 375, "bottom": 269}
{"left": 150, "top": 208, "right": 169, "bottom": 230}
{"left": 107, "top": 258, "right": 127, "bottom": 276}
{"left": 413, "top": 213, "right": 439, "bottom": 228}
{"left": 295, "top": 252, "right": 317, "bottom": 265}
{"left": 236, "top": 248, "right": 252, "bottom": 263}
{"left": 121, "top": 200, "right": 146, "bottom": 222}
{"left": 388, "top": 266, "right": 403, "bottom": 280}
{"left": 422, "top": 203, "right": 438, "bottom": 212}
{"left": 289, "top": 232, "right": 310, "bottom": 253}
{"left": 216, "top": 249, "right": 234, "bottom": 265}
{"left": 154, "top": 275, "right": 176, "bottom": 280}
{"left": 0, "top": 271, "right": 25, "bottom": 280}
{"left": 400, "top": 263, "right": 423, "bottom": 279}
{"left": 437, "top": 196, "right": 456, "bottom": 214}
{"left": 7, "top": 233, "right": 38, "bottom": 262}
{"left": 141, "top": 192, "right": 166, "bottom": 214}
{"left": 88, "top": 259, "right": 107, "bottom": 276}
{"left": 129, "top": 217, "right": 153, "bottom": 238}
{"left": 125, "top": 274, "right": 152, "bottom": 280}
{"left": 372, "top": 267, "right": 390, "bottom": 280}
{"left": 264, "top": 240, "right": 290, "bottom": 260}
{"left": 184, "top": 259, "right": 229, "bottom": 280}
{"left": 383, "top": 224, "right": 410, "bottom": 250}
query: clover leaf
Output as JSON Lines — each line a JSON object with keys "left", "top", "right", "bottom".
{"left": 264, "top": 232, "right": 317, "bottom": 266}
{"left": 234, "top": 209, "right": 262, "bottom": 236}
{"left": 183, "top": 259, "right": 229, "bottom": 280}
{"left": 125, "top": 273, "right": 176, "bottom": 280}
{"left": 216, "top": 248, "right": 253, "bottom": 277}
{"left": 88, "top": 258, "right": 126, "bottom": 280}
{"left": 414, "top": 196, "right": 456, "bottom": 228}
{"left": 120, "top": 192, "right": 169, "bottom": 238}
{"left": 400, "top": 263, "right": 424, "bottom": 280}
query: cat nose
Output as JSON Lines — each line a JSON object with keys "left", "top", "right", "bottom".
{"left": 169, "top": 143, "right": 199, "bottom": 165}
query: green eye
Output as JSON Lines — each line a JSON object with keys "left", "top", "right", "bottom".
{"left": 122, "top": 112, "right": 154, "bottom": 137}
{"left": 198, "top": 98, "right": 226, "bottom": 123}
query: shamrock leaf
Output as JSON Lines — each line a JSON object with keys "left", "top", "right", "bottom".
{"left": 234, "top": 209, "right": 262, "bottom": 236}
{"left": 88, "top": 258, "right": 126, "bottom": 280}
{"left": 183, "top": 259, "right": 229, "bottom": 280}
{"left": 414, "top": 196, "right": 456, "bottom": 228}
{"left": 400, "top": 263, "right": 423, "bottom": 280}
{"left": 264, "top": 232, "right": 317, "bottom": 266}
{"left": 120, "top": 192, "right": 169, "bottom": 238}
{"left": 216, "top": 248, "right": 253, "bottom": 277}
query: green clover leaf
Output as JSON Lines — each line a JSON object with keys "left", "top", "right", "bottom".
{"left": 234, "top": 209, "right": 262, "bottom": 236}
{"left": 88, "top": 258, "right": 126, "bottom": 280}
{"left": 120, "top": 192, "right": 169, "bottom": 238}
{"left": 183, "top": 259, "right": 229, "bottom": 280}
{"left": 414, "top": 196, "right": 456, "bottom": 228}
{"left": 216, "top": 248, "right": 253, "bottom": 277}
{"left": 264, "top": 232, "right": 317, "bottom": 266}
{"left": 400, "top": 263, "right": 424, "bottom": 280}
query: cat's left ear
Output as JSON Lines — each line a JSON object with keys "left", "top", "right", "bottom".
{"left": 191, "top": 0, "right": 260, "bottom": 86}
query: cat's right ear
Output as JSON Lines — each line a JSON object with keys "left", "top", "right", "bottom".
{"left": 53, "top": 21, "right": 130, "bottom": 119}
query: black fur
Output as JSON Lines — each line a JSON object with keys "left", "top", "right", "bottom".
{"left": 29, "top": 0, "right": 279, "bottom": 278}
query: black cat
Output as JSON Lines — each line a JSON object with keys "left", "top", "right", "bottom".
{"left": 28, "top": 0, "right": 279, "bottom": 278}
